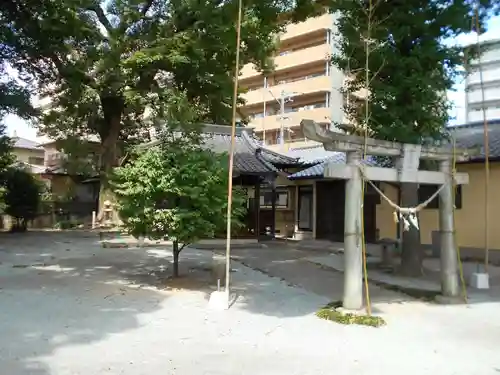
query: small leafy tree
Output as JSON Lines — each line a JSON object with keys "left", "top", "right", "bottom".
{"left": 4, "top": 166, "right": 42, "bottom": 232}
{"left": 112, "top": 134, "right": 247, "bottom": 277}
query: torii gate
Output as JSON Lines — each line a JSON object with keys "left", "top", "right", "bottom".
{"left": 300, "top": 119, "right": 474, "bottom": 310}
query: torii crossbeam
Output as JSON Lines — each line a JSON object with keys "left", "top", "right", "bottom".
{"left": 301, "top": 119, "right": 475, "bottom": 309}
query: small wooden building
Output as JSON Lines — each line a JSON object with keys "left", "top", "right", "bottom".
{"left": 189, "top": 124, "right": 300, "bottom": 239}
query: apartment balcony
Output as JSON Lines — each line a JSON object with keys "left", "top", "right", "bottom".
{"left": 240, "top": 44, "right": 331, "bottom": 81}
{"left": 467, "top": 107, "right": 500, "bottom": 123}
{"left": 242, "top": 75, "right": 331, "bottom": 107}
{"left": 249, "top": 107, "right": 331, "bottom": 132}
{"left": 265, "top": 139, "right": 321, "bottom": 152}
{"left": 279, "top": 13, "right": 333, "bottom": 42}
{"left": 467, "top": 87, "right": 500, "bottom": 105}
{"left": 470, "top": 47, "right": 500, "bottom": 66}
{"left": 466, "top": 67, "right": 500, "bottom": 87}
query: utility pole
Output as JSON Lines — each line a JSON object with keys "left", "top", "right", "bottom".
{"left": 279, "top": 90, "right": 285, "bottom": 151}
{"left": 267, "top": 89, "right": 299, "bottom": 151}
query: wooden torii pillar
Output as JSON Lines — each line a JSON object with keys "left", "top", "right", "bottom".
{"left": 300, "top": 120, "right": 474, "bottom": 310}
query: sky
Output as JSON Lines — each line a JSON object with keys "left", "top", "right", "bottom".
{"left": 447, "top": 15, "right": 500, "bottom": 126}
{"left": 3, "top": 14, "right": 500, "bottom": 141}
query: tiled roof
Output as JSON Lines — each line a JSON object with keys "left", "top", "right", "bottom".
{"left": 201, "top": 128, "right": 277, "bottom": 175}
{"left": 12, "top": 161, "right": 46, "bottom": 174}
{"left": 148, "top": 124, "right": 285, "bottom": 175}
{"left": 13, "top": 137, "right": 40, "bottom": 150}
{"left": 450, "top": 119, "right": 500, "bottom": 161}
{"left": 284, "top": 145, "right": 341, "bottom": 165}
{"left": 252, "top": 144, "right": 300, "bottom": 166}
{"left": 285, "top": 145, "right": 377, "bottom": 180}
{"left": 201, "top": 125, "right": 298, "bottom": 166}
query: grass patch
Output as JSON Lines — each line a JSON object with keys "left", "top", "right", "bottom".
{"left": 316, "top": 301, "right": 386, "bottom": 327}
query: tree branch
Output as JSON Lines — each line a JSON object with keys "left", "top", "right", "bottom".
{"left": 142, "top": 0, "right": 155, "bottom": 15}
{"left": 89, "top": 4, "right": 113, "bottom": 33}
{"left": 51, "top": 54, "right": 98, "bottom": 90}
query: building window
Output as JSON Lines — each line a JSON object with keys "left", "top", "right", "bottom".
{"left": 260, "top": 188, "right": 290, "bottom": 208}
{"left": 294, "top": 102, "right": 327, "bottom": 112}
{"left": 418, "top": 185, "right": 462, "bottom": 209}
{"left": 273, "top": 72, "right": 325, "bottom": 86}
{"left": 250, "top": 112, "right": 265, "bottom": 119}
{"left": 28, "top": 156, "right": 45, "bottom": 165}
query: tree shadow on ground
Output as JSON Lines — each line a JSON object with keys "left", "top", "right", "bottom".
{"left": 218, "top": 244, "right": 500, "bottom": 311}
{"left": 0, "top": 231, "right": 332, "bottom": 372}
{"left": 0, "top": 233, "right": 168, "bottom": 375}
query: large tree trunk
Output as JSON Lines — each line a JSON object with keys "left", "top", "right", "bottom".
{"left": 172, "top": 240, "right": 180, "bottom": 278}
{"left": 399, "top": 182, "right": 423, "bottom": 276}
{"left": 97, "top": 98, "right": 123, "bottom": 224}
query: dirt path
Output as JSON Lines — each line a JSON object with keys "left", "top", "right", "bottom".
{"left": 1, "top": 232, "right": 500, "bottom": 375}
{"left": 224, "top": 245, "right": 410, "bottom": 305}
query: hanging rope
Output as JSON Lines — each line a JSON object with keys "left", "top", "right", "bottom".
{"left": 357, "top": 164, "right": 448, "bottom": 212}
{"left": 473, "top": 6, "right": 491, "bottom": 273}
{"left": 224, "top": 0, "right": 243, "bottom": 296}
{"left": 359, "top": 0, "right": 375, "bottom": 317}
{"left": 451, "top": 136, "right": 469, "bottom": 303}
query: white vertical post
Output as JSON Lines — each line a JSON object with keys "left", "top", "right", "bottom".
{"left": 91, "top": 211, "right": 96, "bottom": 229}
{"left": 294, "top": 185, "right": 299, "bottom": 236}
{"left": 312, "top": 181, "right": 317, "bottom": 239}
{"left": 343, "top": 151, "right": 363, "bottom": 310}
{"left": 439, "top": 159, "right": 460, "bottom": 298}
{"left": 263, "top": 76, "right": 267, "bottom": 145}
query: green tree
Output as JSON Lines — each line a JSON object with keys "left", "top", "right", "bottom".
{"left": 112, "top": 133, "right": 247, "bottom": 278}
{"left": 330, "top": 0, "right": 497, "bottom": 276}
{"left": 4, "top": 166, "right": 42, "bottom": 231}
{"left": 0, "top": 80, "right": 35, "bottom": 122}
{"left": 1, "top": 0, "right": 324, "bottom": 216}
{"left": 0, "top": 124, "right": 14, "bottom": 212}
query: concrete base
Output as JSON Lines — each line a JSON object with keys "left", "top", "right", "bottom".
{"left": 336, "top": 306, "right": 366, "bottom": 315}
{"left": 293, "top": 231, "right": 314, "bottom": 240}
{"left": 208, "top": 290, "right": 229, "bottom": 310}
{"left": 211, "top": 255, "right": 226, "bottom": 286}
{"left": 137, "top": 236, "right": 145, "bottom": 247}
{"left": 434, "top": 295, "right": 466, "bottom": 305}
{"left": 470, "top": 272, "right": 490, "bottom": 289}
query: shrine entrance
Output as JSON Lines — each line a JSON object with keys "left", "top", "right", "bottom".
{"left": 301, "top": 119, "right": 473, "bottom": 310}
{"left": 316, "top": 180, "right": 378, "bottom": 243}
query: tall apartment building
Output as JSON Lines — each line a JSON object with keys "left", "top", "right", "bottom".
{"left": 465, "top": 38, "right": 500, "bottom": 123}
{"left": 239, "top": 13, "right": 345, "bottom": 151}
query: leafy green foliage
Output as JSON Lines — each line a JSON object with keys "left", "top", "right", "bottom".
{"left": 0, "top": 124, "right": 14, "bottom": 212}
{"left": 1, "top": 0, "right": 324, "bottom": 183}
{"left": 112, "top": 134, "right": 247, "bottom": 276}
{"left": 331, "top": 0, "right": 497, "bottom": 143}
{"left": 330, "top": 0, "right": 498, "bottom": 276}
{"left": 3, "top": 166, "right": 42, "bottom": 231}
{"left": 316, "top": 301, "right": 386, "bottom": 327}
{"left": 0, "top": 78, "right": 36, "bottom": 121}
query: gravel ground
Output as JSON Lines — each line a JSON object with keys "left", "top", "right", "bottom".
{"left": 1, "top": 232, "right": 500, "bottom": 375}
